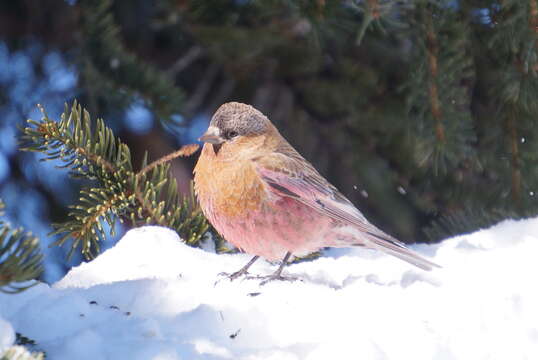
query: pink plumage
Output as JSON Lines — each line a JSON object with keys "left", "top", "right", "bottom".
{"left": 194, "top": 102, "right": 439, "bottom": 282}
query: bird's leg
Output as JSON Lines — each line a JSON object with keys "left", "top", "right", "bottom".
{"left": 219, "top": 255, "right": 260, "bottom": 281}
{"left": 258, "top": 252, "right": 298, "bottom": 285}
{"left": 271, "top": 252, "right": 292, "bottom": 278}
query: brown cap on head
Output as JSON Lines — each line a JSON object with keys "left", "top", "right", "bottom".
{"left": 199, "top": 102, "right": 272, "bottom": 144}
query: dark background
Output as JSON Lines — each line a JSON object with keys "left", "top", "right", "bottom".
{"left": 1, "top": 0, "right": 537, "bottom": 282}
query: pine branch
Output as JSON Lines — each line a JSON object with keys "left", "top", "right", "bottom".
{"left": 1, "top": 333, "right": 46, "bottom": 359}
{"left": 351, "top": 0, "right": 409, "bottom": 45}
{"left": 423, "top": 205, "right": 518, "bottom": 241}
{"left": 21, "top": 103, "right": 129, "bottom": 179}
{"left": 79, "top": 0, "right": 185, "bottom": 120}
{"left": 483, "top": 1, "right": 538, "bottom": 210}
{"left": 0, "top": 200, "right": 43, "bottom": 294}
{"left": 506, "top": 107, "right": 522, "bottom": 205}
{"left": 20, "top": 101, "right": 208, "bottom": 259}
{"left": 405, "top": 3, "right": 476, "bottom": 175}
{"left": 0, "top": 345, "right": 44, "bottom": 360}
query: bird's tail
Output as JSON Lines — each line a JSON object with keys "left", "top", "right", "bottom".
{"left": 365, "top": 232, "right": 441, "bottom": 271}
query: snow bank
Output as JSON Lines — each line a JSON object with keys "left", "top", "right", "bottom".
{"left": 1, "top": 221, "right": 537, "bottom": 359}
{"left": 0, "top": 317, "right": 15, "bottom": 354}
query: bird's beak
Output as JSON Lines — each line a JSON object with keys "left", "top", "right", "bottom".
{"left": 199, "top": 126, "right": 224, "bottom": 144}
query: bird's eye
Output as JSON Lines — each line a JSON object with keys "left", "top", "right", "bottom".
{"left": 224, "top": 130, "right": 239, "bottom": 139}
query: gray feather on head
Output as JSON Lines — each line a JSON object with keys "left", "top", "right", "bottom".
{"left": 211, "top": 102, "right": 269, "bottom": 137}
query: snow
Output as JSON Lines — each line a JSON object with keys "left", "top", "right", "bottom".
{"left": 1, "top": 220, "right": 538, "bottom": 359}
{"left": 0, "top": 317, "right": 15, "bottom": 353}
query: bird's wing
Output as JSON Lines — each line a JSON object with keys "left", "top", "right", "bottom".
{"left": 254, "top": 150, "right": 387, "bottom": 237}
{"left": 253, "top": 148, "right": 440, "bottom": 270}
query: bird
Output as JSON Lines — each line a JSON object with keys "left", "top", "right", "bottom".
{"left": 194, "top": 102, "right": 440, "bottom": 283}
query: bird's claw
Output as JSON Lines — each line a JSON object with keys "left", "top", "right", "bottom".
{"left": 216, "top": 270, "right": 250, "bottom": 282}
{"left": 215, "top": 271, "right": 300, "bottom": 286}
{"left": 247, "top": 273, "right": 300, "bottom": 286}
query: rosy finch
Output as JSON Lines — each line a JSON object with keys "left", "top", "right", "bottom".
{"left": 194, "top": 102, "right": 439, "bottom": 283}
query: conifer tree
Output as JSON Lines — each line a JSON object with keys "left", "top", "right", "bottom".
{"left": 20, "top": 102, "right": 210, "bottom": 259}
{"left": 0, "top": 200, "right": 43, "bottom": 294}
{"left": 0, "top": 0, "right": 536, "bottom": 263}
{"left": 6, "top": 1, "right": 538, "bottom": 357}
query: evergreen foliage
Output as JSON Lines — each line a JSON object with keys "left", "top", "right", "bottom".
{"left": 414, "top": 0, "right": 538, "bottom": 236}
{"left": 0, "top": 200, "right": 43, "bottom": 294}
{"left": 78, "top": 0, "right": 185, "bottom": 120}
{"left": 0, "top": 347, "right": 44, "bottom": 360}
{"left": 0, "top": 333, "right": 45, "bottom": 360}
{"left": 5, "top": 1, "right": 538, "bottom": 355}
{"left": 1, "top": 0, "right": 538, "bottom": 255}
{"left": 405, "top": 2, "right": 476, "bottom": 175}
{"left": 20, "top": 102, "right": 208, "bottom": 260}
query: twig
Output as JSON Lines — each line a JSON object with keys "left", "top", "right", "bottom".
{"left": 136, "top": 144, "right": 199, "bottom": 178}
{"left": 425, "top": 14, "right": 445, "bottom": 143}
{"left": 133, "top": 144, "right": 200, "bottom": 224}
{"left": 167, "top": 46, "right": 204, "bottom": 76}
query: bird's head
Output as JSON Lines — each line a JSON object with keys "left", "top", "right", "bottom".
{"left": 199, "top": 102, "right": 276, "bottom": 156}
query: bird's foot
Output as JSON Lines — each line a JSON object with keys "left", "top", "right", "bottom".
{"left": 247, "top": 273, "right": 300, "bottom": 286}
{"left": 215, "top": 255, "right": 260, "bottom": 285}
{"left": 217, "top": 268, "right": 250, "bottom": 282}
{"left": 214, "top": 272, "right": 240, "bottom": 286}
